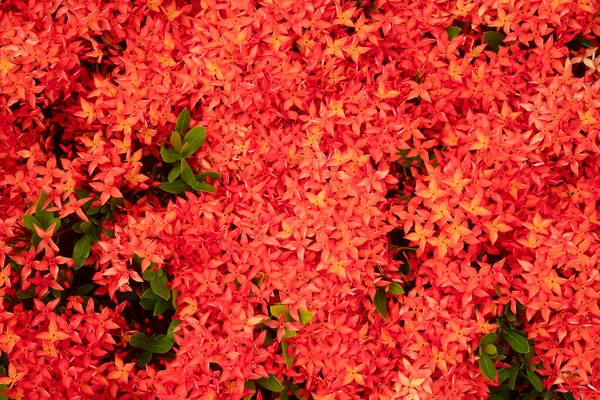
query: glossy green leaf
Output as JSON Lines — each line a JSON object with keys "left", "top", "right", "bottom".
{"left": 526, "top": 367, "right": 543, "bottom": 392}
{"left": 478, "top": 351, "right": 497, "bottom": 381}
{"left": 388, "top": 282, "right": 404, "bottom": 295}
{"left": 35, "top": 190, "right": 49, "bottom": 215}
{"left": 502, "top": 329, "right": 529, "bottom": 354}
{"left": 159, "top": 180, "right": 190, "bottom": 194}
{"left": 15, "top": 290, "right": 35, "bottom": 300}
{"left": 140, "top": 296, "right": 158, "bottom": 311}
{"left": 299, "top": 310, "right": 313, "bottom": 325}
{"left": 136, "top": 350, "right": 152, "bottom": 368}
{"left": 479, "top": 332, "right": 498, "bottom": 347}
{"left": 143, "top": 268, "right": 157, "bottom": 281}
{"left": 129, "top": 332, "right": 151, "bottom": 350}
{"left": 181, "top": 126, "right": 206, "bottom": 158}
{"left": 170, "top": 131, "right": 183, "bottom": 153}
{"left": 160, "top": 147, "right": 182, "bottom": 163}
{"left": 150, "top": 274, "right": 171, "bottom": 300}
{"left": 142, "top": 288, "right": 158, "bottom": 299}
{"left": 22, "top": 214, "right": 41, "bottom": 231}
{"left": 282, "top": 341, "right": 294, "bottom": 368}
{"left": 446, "top": 26, "right": 461, "bottom": 40}
{"left": 483, "top": 31, "right": 506, "bottom": 52}
{"left": 180, "top": 159, "right": 196, "bottom": 186}
{"left": 73, "top": 233, "right": 93, "bottom": 269}
{"left": 374, "top": 288, "right": 387, "bottom": 318}
{"left": 270, "top": 305, "right": 291, "bottom": 320}
{"left": 257, "top": 374, "right": 285, "bottom": 393}
{"left": 483, "top": 344, "right": 497, "bottom": 355}
{"left": 175, "top": 108, "right": 191, "bottom": 134}
{"left": 196, "top": 171, "right": 222, "bottom": 181}
{"left": 191, "top": 181, "right": 216, "bottom": 193}
{"left": 154, "top": 297, "right": 171, "bottom": 316}
{"left": 167, "top": 163, "right": 182, "bottom": 182}
{"left": 149, "top": 334, "right": 174, "bottom": 353}
{"left": 283, "top": 329, "right": 296, "bottom": 339}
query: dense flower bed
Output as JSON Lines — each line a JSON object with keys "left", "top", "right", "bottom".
{"left": 1, "top": 0, "right": 600, "bottom": 398}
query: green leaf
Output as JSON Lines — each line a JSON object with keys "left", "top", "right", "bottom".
{"left": 129, "top": 332, "right": 151, "bottom": 350}
{"left": 283, "top": 329, "right": 296, "bottom": 339}
{"left": 73, "top": 284, "right": 95, "bottom": 296}
{"left": 282, "top": 341, "right": 294, "bottom": 368}
{"left": 170, "top": 131, "right": 183, "bottom": 153}
{"left": 35, "top": 190, "right": 49, "bottom": 215}
{"left": 136, "top": 350, "right": 152, "bottom": 368}
{"left": 167, "top": 163, "right": 182, "bottom": 182}
{"left": 181, "top": 126, "right": 206, "bottom": 158}
{"left": 140, "top": 296, "right": 158, "bottom": 311}
{"left": 159, "top": 180, "right": 190, "bottom": 194}
{"left": 22, "top": 214, "right": 41, "bottom": 231}
{"left": 160, "top": 147, "right": 183, "bottom": 163}
{"left": 502, "top": 329, "right": 530, "bottom": 354}
{"left": 299, "top": 310, "right": 313, "bottom": 325}
{"left": 478, "top": 351, "right": 497, "bottom": 381}
{"left": 191, "top": 181, "right": 216, "bottom": 193}
{"left": 150, "top": 274, "right": 171, "bottom": 300}
{"left": 374, "top": 288, "right": 387, "bottom": 318}
{"left": 257, "top": 374, "right": 285, "bottom": 393}
{"left": 142, "top": 288, "right": 158, "bottom": 299}
{"left": 196, "top": 171, "right": 222, "bottom": 181}
{"left": 143, "top": 268, "right": 157, "bottom": 281}
{"left": 480, "top": 332, "right": 498, "bottom": 347}
{"left": 175, "top": 108, "right": 191, "bottom": 134}
{"left": 15, "top": 289, "right": 35, "bottom": 300}
{"left": 154, "top": 297, "right": 171, "bottom": 316}
{"left": 483, "top": 31, "right": 506, "bottom": 53}
{"left": 388, "top": 282, "right": 404, "bottom": 295}
{"left": 180, "top": 159, "right": 196, "bottom": 186}
{"left": 172, "top": 288, "right": 179, "bottom": 309}
{"left": 149, "top": 334, "right": 174, "bottom": 353}
{"left": 73, "top": 233, "right": 93, "bottom": 269}
{"left": 167, "top": 319, "right": 180, "bottom": 341}
{"left": 270, "top": 305, "right": 291, "bottom": 321}
{"left": 577, "top": 35, "right": 595, "bottom": 49}
{"left": 446, "top": 26, "right": 461, "bottom": 40}
{"left": 526, "top": 366, "right": 543, "bottom": 392}
{"left": 483, "top": 344, "right": 497, "bottom": 355}
{"left": 508, "top": 363, "right": 519, "bottom": 389}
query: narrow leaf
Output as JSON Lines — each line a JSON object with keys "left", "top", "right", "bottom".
{"left": 196, "top": 171, "right": 222, "bottom": 181}
{"left": 129, "top": 332, "right": 151, "bottom": 350}
{"left": 526, "top": 367, "right": 544, "bottom": 392}
{"left": 374, "top": 288, "right": 387, "bottom": 318}
{"left": 149, "top": 334, "right": 174, "bottom": 353}
{"left": 175, "top": 108, "right": 191, "bottom": 134}
{"left": 502, "top": 329, "right": 530, "bottom": 354}
{"left": 478, "top": 351, "right": 497, "bottom": 381}
{"left": 181, "top": 126, "right": 206, "bottom": 158}
{"left": 160, "top": 147, "right": 182, "bottom": 163}
{"left": 282, "top": 341, "right": 294, "bottom": 368}
{"left": 73, "top": 233, "right": 93, "bottom": 269}
{"left": 191, "top": 181, "right": 216, "bottom": 193}
{"left": 256, "top": 374, "right": 285, "bottom": 392}
{"left": 180, "top": 159, "right": 196, "bottom": 186}
{"left": 159, "top": 180, "right": 190, "bottom": 194}
{"left": 35, "top": 191, "right": 49, "bottom": 215}
{"left": 170, "top": 131, "right": 183, "bottom": 153}
{"left": 167, "top": 163, "right": 182, "bottom": 182}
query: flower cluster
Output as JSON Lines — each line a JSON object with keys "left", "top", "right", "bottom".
{"left": 1, "top": 0, "right": 600, "bottom": 399}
